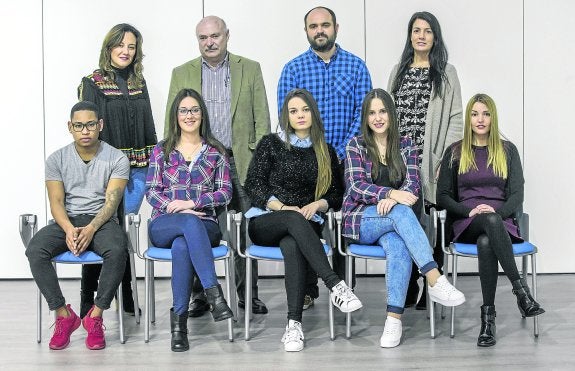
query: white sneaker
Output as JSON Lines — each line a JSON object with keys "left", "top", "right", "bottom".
{"left": 428, "top": 275, "right": 466, "bottom": 307}
{"left": 281, "top": 320, "right": 304, "bottom": 352}
{"left": 380, "top": 316, "right": 402, "bottom": 348}
{"left": 330, "top": 281, "right": 363, "bottom": 313}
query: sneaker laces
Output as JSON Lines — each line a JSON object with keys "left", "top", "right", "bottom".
{"left": 282, "top": 322, "right": 304, "bottom": 343}
{"left": 86, "top": 317, "right": 106, "bottom": 336}
{"left": 50, "top": 317, "right": 64, "bottom": 336}
{"left": 333, "top": 282, "right": 355, "bottom": 301}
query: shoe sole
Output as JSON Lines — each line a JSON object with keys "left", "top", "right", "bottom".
{"left": 428, "top": 294, "right": 466, "bottom": 307}
{"left": 49, "top": 317, "right": 81, "bottom": 350}
{"left": 86, "top": 341, "right": 106, "bottom": 350}
{"left": 380, "top": 338, "right": 401, "bottom": 348}
{"left": 285, "top": 345, "right": 304, "bottom": 352}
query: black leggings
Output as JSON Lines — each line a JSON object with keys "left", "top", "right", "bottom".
{"left": 249, "top": 211, "right": 340, "bottom": 322}
{"left": 458, "top": 213, "right": 521, "bottom": 306}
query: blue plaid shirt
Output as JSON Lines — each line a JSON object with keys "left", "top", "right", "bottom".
{"left": 277, "top": 45, "right": 372, "bottom": 160}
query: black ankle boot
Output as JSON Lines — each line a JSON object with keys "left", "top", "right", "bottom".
{"left": 80, "top": 290, "right": 94, "bottom": 319}
{"left": 511, "top": 278, "right": 545, "bottom": 317}
{"left": 477, "top": 305, "right": 496, "bottom": 347}
{"left": 170, "top": 308, "right": 189, "bottom": 352}
{"left": 205, "top": 285, "right": 233, "bottom": 322}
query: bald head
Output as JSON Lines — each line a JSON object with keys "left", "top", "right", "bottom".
{"left": 196, "top": 16, "right": 230, "bottom": 66}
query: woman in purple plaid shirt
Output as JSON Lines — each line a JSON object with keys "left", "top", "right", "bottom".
{"left": 342, "top": 88, "right": 465, "bottom": 348}
{"left": 145, "top": 89, "right": 233, "bottom": 352}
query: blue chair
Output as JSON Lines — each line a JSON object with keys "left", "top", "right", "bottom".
{"left": 334, "top": 211, "right": 439, "bottom": 339}
{"left": 19, "top": 213, "right": 140, "bottom": 344}
{"left": 437, "top": 209, "right": 540, "bottom": 338}
{"left": 128, "top": 211, "right": 237, "bottom": 343}
{"left": 233, "top": 211, "right": 335, "bottom": 341}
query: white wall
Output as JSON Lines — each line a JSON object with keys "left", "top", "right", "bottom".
{"left": 1, "top": 0, "right": 572, "bottom": 278}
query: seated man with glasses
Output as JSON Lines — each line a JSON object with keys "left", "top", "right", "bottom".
{"left": 25, "top": 101, "right": 130, "bottom": 350}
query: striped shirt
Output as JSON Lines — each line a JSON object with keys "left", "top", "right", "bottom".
{"left": 277, "top": 45, "right": 372, "bottom": 160}
{"left": 202, "top": 55, "right": 232, "bottom": 149}
{"left": 145, "top": 140, "right": 232, "bottom": 221}
{"left": 342, "top": 136, "right": 420, "bottom": 240}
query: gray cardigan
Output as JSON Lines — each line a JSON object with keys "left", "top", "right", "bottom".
{"left": 388, "top": 63, "right": 463, "bottom": 203}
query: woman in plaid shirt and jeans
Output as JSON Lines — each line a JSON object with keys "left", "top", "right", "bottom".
{"left": 342, "top": 89, "right": 465, "bottom": 348}
{"left": 145, "top": 89, "right": 233, "bottom": 352}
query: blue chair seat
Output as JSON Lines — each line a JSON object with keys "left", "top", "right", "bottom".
{"left": 348, "top": 244, "right": 386, "bottom": 259}
{"left": 247, "top": 243, "right": 331, "bottom": 261}
{"left": 52, "top": 251, "right": 104, "bottom": 264}
{"left": 144, "top": 245, "right": 230, "bottom": 261}
{"left": 453, "top": 241, "right": 536, "bottom": 256}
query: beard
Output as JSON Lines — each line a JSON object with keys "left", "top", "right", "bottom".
{"left": 307, "top": 32, "right": 337, "bottom": 53}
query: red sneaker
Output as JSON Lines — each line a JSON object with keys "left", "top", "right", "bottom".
{"left": 82, "top": 306, "right": 106, "bottom": 350}
{"left": 49, "top": 304, "right": 81, "bottom": 350}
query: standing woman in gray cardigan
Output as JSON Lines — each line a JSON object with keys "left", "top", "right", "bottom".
{"left": 388, "top": 11, "right": 463, "bottom": 308}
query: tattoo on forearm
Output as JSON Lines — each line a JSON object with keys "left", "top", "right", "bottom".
{"left": 90, "top": 187, "right": 123, "bottom": 231}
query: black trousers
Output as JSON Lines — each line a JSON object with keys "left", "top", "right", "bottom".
{"left": 458, "top": 213, "right": 521, "bottom": 306}
{"left": 249, "top": 211, "right": 340, "bottom": 322}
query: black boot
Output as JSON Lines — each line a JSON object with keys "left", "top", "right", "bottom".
{"left": 511, "top": 278, "right": 545, "bottom": 317}
{"left": 416, "top": 278, "right": 427, "bottom": 310}
{"left": 477, "top": 305, "right": 496, "bottom": 347}
{"left": 170, "top": 308, "right": 189, "bottom": 352}
{"left": 205, "top": 285, "right": 233, "bottom": 322}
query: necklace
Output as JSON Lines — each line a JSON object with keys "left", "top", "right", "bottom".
{"left": 177, "top": 141, "right": 202, "bottom": 161}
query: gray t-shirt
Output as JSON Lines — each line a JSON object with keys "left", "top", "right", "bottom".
{"left": 45, "top": 141, "right": 130, "bottom": 216}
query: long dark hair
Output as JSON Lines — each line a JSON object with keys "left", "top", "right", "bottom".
{"left": 163, "top": 88, "right": 225, "bottom": 161}
{"left": 391, "top": 11, "right": 448, "bottom": 99}
{"left": 279, "top": 89, "right": 332, "bottom": 200}
{"left": 360, "top": 89, "right": 406, "bottom": 184}
{"left": 98, "top": 23, "right": 145, "bottom": 87}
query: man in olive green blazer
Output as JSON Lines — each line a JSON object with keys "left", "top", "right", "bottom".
{"left": 165, "top": 16, "right": 271, "bottom": 315}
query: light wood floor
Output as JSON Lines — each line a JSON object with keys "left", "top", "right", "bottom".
{"left": 1, "top": 274, "right": 572, "bottom": 370}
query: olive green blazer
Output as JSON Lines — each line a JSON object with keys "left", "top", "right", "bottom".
{"left": 164, "top": 53, "right": 271, "bottom": 184}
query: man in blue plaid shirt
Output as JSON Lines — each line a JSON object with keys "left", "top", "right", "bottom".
{"left": 277, "top": 6, "right": 372, "bottom": 161}
{"left": 277, "top": 6, "right": 372, "bottom": 308}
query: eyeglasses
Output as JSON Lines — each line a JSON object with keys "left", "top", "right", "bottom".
{"left": 178, "top": 107, "right": 202, "bottom": 116}
{"left": 71, "top": 121, "right": 99, "bottom": 132}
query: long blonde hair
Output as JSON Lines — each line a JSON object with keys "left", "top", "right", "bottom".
{"left": 458, "top": 93, "right": 507, "bottom": 178}
{"left": 279, "top": 89, "right": 332, "bottom": 200}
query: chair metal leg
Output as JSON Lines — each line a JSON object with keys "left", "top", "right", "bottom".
{"left": 129, "top": 252, "right": 140, "bottom": 325}
{"left": 429, "top": 289, "right": 436, "bottom": 339}
{"left": 117, "top": 285, "right": 125, "bottom": 344}
{"left": 37, "top": 288, "right": 42, "bottom": 343}
{"left": 224, "top": 255, "right": 234, "bottom": 342}
{"left": 328, "top": 255, "right": 335, "bottom": 341}
{"left": 532, "top": 254, "right": 539, "bottom": 337}
{"left": 345, "top": 256, "right": 353, "bottom": 339}
{"left": 450, "top": 256, "right": 458, "bottom": 338}
{"left": 150, "top": 263, "right": 156, "bottom": 324}
{"left": 144, "top": 259, "right": 151, "bottom": 343}
{"left": 441, "top": 254, "right": 448, "bottom": 319}
{"left": 245, "top": 256, "right": 252, "bottom": 341}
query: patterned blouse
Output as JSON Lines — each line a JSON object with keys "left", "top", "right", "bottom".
{"left": 145, "top": 140, "right": 232, "bottom": 222}
{"left": 395, "top": 67, "right": 431, "bottom": 165}
{"left": 342, "top": 136, "right": 420, "bottom": 240}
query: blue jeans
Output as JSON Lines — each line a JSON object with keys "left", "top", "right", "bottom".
{"left": 124, "top": 167, "right": 147, "bottom": 214}
{"left": 359, "top": 205, "right": 437, "bottom": 314}
{"left": 149, "top": 213, "right": 222, "bottom": 315}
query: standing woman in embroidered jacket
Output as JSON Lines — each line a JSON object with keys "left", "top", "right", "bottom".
{"left": 78, "top": 23, "right": 157, "bottom": 318}
{"left": 437, "top": 93, "right": 544, "bottom": 347}
{"left": 244, "top": 89, "right": 362, "bottom": 352}
{"left": 146, "top": 88, "right": 233, "bottom": 352}
{"left": 388, "top": 11, "right": 463, "bottom": 307}
{"left": 342, "top": 88, "right": 465, "bottom": 348}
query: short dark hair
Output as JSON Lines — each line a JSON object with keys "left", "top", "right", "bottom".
{"left": 304, "top": 6, "right": 337, "bottom": 27}
{"left": 70, "top": 101, "right": 100, "bottom": 120}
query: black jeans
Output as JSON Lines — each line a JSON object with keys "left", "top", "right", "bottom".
{"left": 26, "top": 215, "right": 128, "bottom": 311}
{"left": 249, "top": 211, "right": 340, "bottom": 322}
{"left": 458, "top": 213, "right": 521, "bottom": 306}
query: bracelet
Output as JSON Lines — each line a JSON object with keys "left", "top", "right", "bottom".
{"left": 386, "top": 189, "right": 393, "bottom": 199}
{"left": 280, "top": 205, "right": 285, "bottom": 210}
